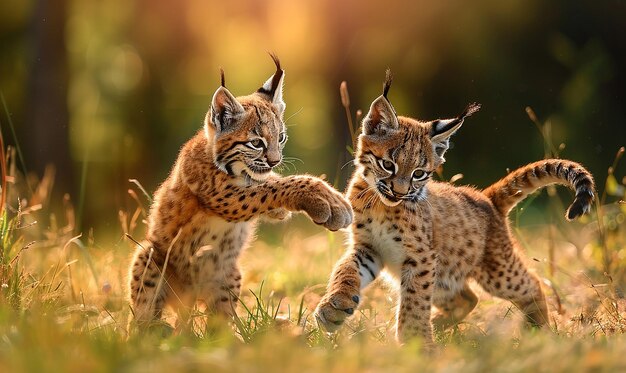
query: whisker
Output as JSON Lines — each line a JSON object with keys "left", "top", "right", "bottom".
{"left": 364, "top": 191, "right": 380, "bottom": 209}
{"left": 282, "top": 156, "right": 304, "bottom": 164}
{"left": 356, "top": 185, "right": 375, "bottom": 199}
{"left": 360, "top": 191, "right": 373, "bottom": 208}
{"left": 281, "top": 160, "right": 297, "bottom": 172}
{"left": 373, "top": 195, "right": 382, "bottom": 210}
{"left": 357, "top": 190, "right": 372, "bottom": 201}
{"left": 284, "top": 107, "right": 303, "bottom": 124}
{"left": 340, "top": 159, "right": 356, "bottom": 170}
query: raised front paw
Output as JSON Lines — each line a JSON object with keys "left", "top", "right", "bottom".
{"left": 298, "top": 181, "right": 353, "bottom": 231}
{"left": 264, "top": 208, "right": 292, "bottom": 221}
{"left": 314, "top": 291, "right": 360, "bottom": 332}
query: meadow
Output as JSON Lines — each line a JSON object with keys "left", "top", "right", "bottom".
{"left": 0, "top": 109, "right": 625, "bottom": 372}
{"left": 1, "top": 2, "right": 625, "bottom": 371}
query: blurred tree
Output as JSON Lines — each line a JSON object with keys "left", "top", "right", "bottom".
{"left": 0, "top": 0, "right": 624, "bottom": 237}
{"left": 26, "top": 0, "right": 73, "bottom": 197}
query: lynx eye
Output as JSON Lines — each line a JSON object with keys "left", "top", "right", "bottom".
{"left": 378, "top": 159, "right": 395, "bottom": 174}
{"left": 247, "top": 138, "right": 265, "bottom": 149}
{"left": 278, "top": 132, "right": 287, "bottom": 144}
{"left": 412, "top": 169, "right": 430, "bottom": 181}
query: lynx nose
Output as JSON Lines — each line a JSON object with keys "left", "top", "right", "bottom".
{"left": 390, "top": 179, "right": 411, "bottom": 196}
{"left": 266, "top": 147, "right": 281, "bottom": 168}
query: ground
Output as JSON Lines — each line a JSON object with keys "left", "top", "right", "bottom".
{"left": 0, "top": 168, "right": 625, "bottom": 372}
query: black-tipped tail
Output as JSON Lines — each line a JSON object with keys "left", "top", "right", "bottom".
{"left": 565, "top": 187, "right": 594, "bottom": 220}
{"left": 484, "top": 159, "right": 595, "bottom": 220}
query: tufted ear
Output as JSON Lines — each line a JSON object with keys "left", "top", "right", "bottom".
{"left": 208, "top": 78, "right": 245, "bottom": 133}
{"left": 430, "top": 102, "right": 481, "bottom": 162}
{"left": 362, "top": 69, "right": 398, "bottom": 135}
{"left": 257, "top": 53, "right": 285, "bottom": 115}
{"left": 362, "top": 96, "right": 399, "bottom": 135}
{"left": 430, "top": 102, "right": 481, "bottom": 142}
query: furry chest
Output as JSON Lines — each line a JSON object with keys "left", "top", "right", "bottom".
{"left": 369, "top": 218, "right": 405, "bottom": 271}
{"left": 188, "top": 215, "right": 254, "bottom": 254}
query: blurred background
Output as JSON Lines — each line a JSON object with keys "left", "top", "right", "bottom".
{"left": 0, "top": 0, "right": 625, "bottom": 239}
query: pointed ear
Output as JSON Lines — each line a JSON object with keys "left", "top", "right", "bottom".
{"left": 430, "top": 102, "right": 481, "bottom": 163}
{"left": 430, "top": 102, "right": 481, "bottom": 142}
{"left": 362, "top": 96, "right": 398, "bottom": 135}
{"left": 362, "top": 69, "right": 397, "bottom": 135}
{"left": 208, "top": 86, "right": 245, "bottom": 133}
{"left": 257, "top": 53, "right": 285, "bottom": 115}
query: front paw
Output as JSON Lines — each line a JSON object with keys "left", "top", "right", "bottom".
{"left": 299, "top": 182, "right": 353, "bottom": 231}
{"left": 314, "top": 291, "right": 360, "bottom": 332}
{"left": 264, "top": 208, "right": 292, "bottom": 221}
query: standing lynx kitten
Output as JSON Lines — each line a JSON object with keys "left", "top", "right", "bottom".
{"left": 128, "top": 55, "right": 352, "bottom": 328}
{"left": 315, "top": 71, "right": 594, "bottom": 347}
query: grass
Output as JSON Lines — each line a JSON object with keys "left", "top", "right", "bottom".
{"left": 0, "top": 98, "right": 625, "bottom": 372}
{"left": 2, "top": 197, "right": 626, "bottom": 373}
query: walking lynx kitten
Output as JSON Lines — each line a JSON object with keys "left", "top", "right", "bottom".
{"left": 315, "top": 71, "right": 594, "bottom": 348}
{"left": 128, "top": 55, "right": 352, "bottom": 328}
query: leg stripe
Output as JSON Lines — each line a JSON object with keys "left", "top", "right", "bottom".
{"left": 362, "top": 263, "right": 376, "bottom": 280}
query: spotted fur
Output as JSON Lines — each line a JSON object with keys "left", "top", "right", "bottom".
{"left": 314, "top": 72, "right": 595, "bottom": 349}
{"left": 128, "top": 56, "right": 352, "bottom": 329}
{"left": 484, "top": 159, "right": 594, "bottom": 220}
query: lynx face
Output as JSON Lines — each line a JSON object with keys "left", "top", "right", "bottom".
{"left": 207, "top": 55, "right": 288, "bottom": 183}
{"left": 357, "top": 116, "right": 437, "bottom": 206}
{"left": 212, "top": 97, "right": 288, "bottom": 182}
{"left": 356, "top": 73, "right": 481, "bottom": 206}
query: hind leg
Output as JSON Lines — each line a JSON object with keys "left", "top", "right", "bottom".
{"left": 210, "top": 259, "right": 242, "bottom": 318}
{"left": 128, "top": 244, "right": 169, "bottom": 328}
{"left": 192, "top": 246, "right": 242, "bottom": 319}
{"left": 475, "top": 242, "right": 548, "bottom": 327}
{"left": 432, "top": 283, "right": 479, "bottom": 332}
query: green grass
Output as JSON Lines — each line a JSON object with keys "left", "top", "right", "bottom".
{"left": 0, "top": 170, "right": 625, "bottom": 372}
{"left": 1, "top": 100, "right": 625, "bottom": 371}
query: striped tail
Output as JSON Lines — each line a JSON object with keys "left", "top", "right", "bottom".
{"left": 483, "top": 159, "right": 595, "bottom": 220}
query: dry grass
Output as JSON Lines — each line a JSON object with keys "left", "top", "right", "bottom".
{"left": 0, "top": 162, "right": 625, "bottom": 373}
{"left": 1, "top": 97, "right": 625, "bottom": 371}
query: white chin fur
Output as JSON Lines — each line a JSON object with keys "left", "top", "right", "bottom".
{"left": 231, "top": 161, "right": 270, "bottom": 182}
{"left": 247, "top": 170, "right": 270, "bottom": 182}
{"left": 229, "top": 161, "right": 247, "bottom": 177}
{"left": 378, "top": 193, "right": 402, "bottom": 207}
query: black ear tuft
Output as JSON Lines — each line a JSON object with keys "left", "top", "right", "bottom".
{"left": 431, "top": 102, "right": 481, "bottom": 141}
{"left": 269, "top": 52, "right": 281, "bottom": 72}
{"left": 258, "top": 52, "right": 284, "bottom": 98}
{"left": 383, "top": 68, "right": 393, "bottom": 100}
{"left": 461, "top": 102, "right": 481, "bottom": 119}
{"left": 220, "top": 68, "right": 226, "bottom": 88}
{"left": 268, "top": 52, "right": 283, "bottom": 96}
